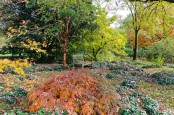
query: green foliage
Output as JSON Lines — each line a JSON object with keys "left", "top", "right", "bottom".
{"left": 0, "top": 87, "right": 27, "bottom": 105}
{"left": 24, "top": 65, "right": 65, "bottom": 73}
{"left": 121, "top": 79, "right": 136, "bottom": 89}
{"left": 108, "top": 61, "right": 145, "bottom": 79}
{"left": 129, "top": 92, "right": 142, "bottom": 97}
{"left": 72, "top": 9, "right": 127, "bottom": 61}
{"left": 5, "top": 108, "right": 68, "bottom": 115}
{"left": 1, "top": 0, "right": 98, "bottom": 64}
{"left": 152, "top": 54, "right": 164, "bottom": 67}
{"left": 118, "top": 76, "right": 173, "bottom": 115}
{"left": 142, "top": 96, "right": 159, "bottom": 115}
{"left": 105, "top": 73, "right": 115, "bottom": 79}
{"left": 116, "top": 85, "right": 122, "bottom": 93}
{"left": 150, "top": 72, "right": 174, "bottom": 85}
{"left": 119, "top": 95, "right": 165, "bottom": 115}
{"left": 146, "top": 37, "right": 174, "bottom": 62}
{"left": 119, "top": 96, "right": 148, "bottom": 115}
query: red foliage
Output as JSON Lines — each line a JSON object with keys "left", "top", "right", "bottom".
{"left": 28, "top": 70, "right": 120, "bottom": 114}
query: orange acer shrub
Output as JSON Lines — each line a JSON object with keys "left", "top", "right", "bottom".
{"left": 28, "top": 70, "right": 121, "bottom": 114}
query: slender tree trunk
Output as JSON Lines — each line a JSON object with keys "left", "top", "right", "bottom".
{"left": 133, "top": 30, "right": 138, "bottom": 60}
{"left": 63, "top": 38, "right": 67, "bottom": 69}
{"left": 62, "top": 17, "right": 70, "bottom": 69}
{"left": 92, "top": 48, "right": 97, "bottom": 61}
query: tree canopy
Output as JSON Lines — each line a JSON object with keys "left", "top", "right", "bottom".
{"left": 129, "top": 0, "right": 174, "bottom": 3}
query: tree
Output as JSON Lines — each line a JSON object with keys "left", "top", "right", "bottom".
{"left": 129, "top": 0, "right": 174, "bottom": 3}
{"left": 29, "top": 0, "right": 97, "bottom": 68}
{"left": 122, "top": 0, "right": 174, "bottom": 60}
{"left": 73, "top": 9, "right": 127, "bottom": 61}
{"left": 123, "top": 1, "right": 154, "bottom": 60}
{"left": 1, "top": 0, "right": 98, "bottom": 68}
{"left": 0, "top": 0, "right": 48, "bottom": 59}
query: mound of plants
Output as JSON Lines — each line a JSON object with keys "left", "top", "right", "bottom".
{"left": 108, "top": 61, "right": 148, "bottom": 81}
{"left": 27, "top": 71, "right": 121, "bottom": 114}
{"left": 142, "top": 65, "right": 161, "bottom": 69}
{"left": 4, "top": 108, "right": 68, "bottom": 115}
{"left": 121, "top": 78, "right": 136, "bottom": 89}
{"left": 107, "top": 61, "right": 174, "bottom": 86}
{"left": 24, "top": 64, "right": 65, "bottom": 73}
{"left": 149, "top": 72, "right": 174, "bottom": 85}
{"left": 105, "top": 73, "right": 116, "bottom": 79}
{"left": 0, "top": 87, "right": 27, "bottom": 105}
{"left": 0, "top": 86, "right": 28, "bottom": 113}
{"left": 0, "top": 59, "right": 31, "bottom": 76}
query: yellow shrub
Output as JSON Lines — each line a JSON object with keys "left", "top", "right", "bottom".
{"left": 0, "top": 59, "right": 30, "bottom": 77}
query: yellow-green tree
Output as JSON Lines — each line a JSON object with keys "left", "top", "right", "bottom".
{"left": 123, "top": 0, "right": 174, "bottom": 60}
{"left": 74, "top": 9, "right": 127, "bottom": 61}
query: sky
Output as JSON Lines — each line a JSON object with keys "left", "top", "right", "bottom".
{"left": 109, "top": 9, "right": 130, "bottom": 27}
{"left": 98, "top": 0, "right": 130, "bottom": 27}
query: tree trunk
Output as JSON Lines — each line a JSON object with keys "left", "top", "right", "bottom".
{"left": 92, "top": 48, "right": 97, "bottom": 61}
{"left": 133, "top": 30, "right": 138, "bottom": 60}
{"left": 62, "top": 17, "right": 70, "bottom": 69}
{"left": 63, "top": 38, "right": 67, "bottom": 69}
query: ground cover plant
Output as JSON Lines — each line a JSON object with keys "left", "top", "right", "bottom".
{"left": 0, "top": 61, "right": 174, "bottom": 114}
{"left": 1, "top": 0, "right": 174, "bottom": 114}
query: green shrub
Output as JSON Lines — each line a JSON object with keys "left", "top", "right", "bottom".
{"left": 119, "top": 96, "right": 148, "bottom": 115}
{"left": 116, "top": 85, "right": 122, "bottom": 93}
{"left": 105, "top": 73, "right": 115, "bottom": 79}
{"left": 152, "top": 54, "right": 164, "bottom": 67}
{"left": 129, "top": 92, "right": 142, "bottom": 97}
{"left": 118, "top": 74, "right": 173, "bottom": 115}
{"left": 142, "top": 96, "right": 159, "bottom": 115}
{"left": 150, "top": 72, "right": 174, "bottom": 85}
{"left": 146, "top": 37, "right": 174, "bottom": 62}
{"left": 0, "top": 87, "right": 27, "bottom": 105}
{"left": 121, "top": 79, "right": 136, "bottom": 89}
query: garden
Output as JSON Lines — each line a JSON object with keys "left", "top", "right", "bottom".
{"left": 0, "top": 0, "right": 174, "bottom": 115}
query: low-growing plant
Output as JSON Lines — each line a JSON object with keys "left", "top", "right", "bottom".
{"left": 4, "top": 108, "right": 68, "bottom": 115}
{"left": 0, "top": 87, "right": 28, "bottom": 105}
{"left": 150, "top": 72, "right": 174, "bottom": 85}
{"left": 129, "top": 92, "right": 142, "bottom": 97}
{"left": 119, "top": 96, "right": 147, "bottom": 115}
{"left": 142, "top": 96, "right": 159, "bottom": 115}
{"left": 0, "top": 59, "right": 30, "bottom": 76}
{"left": 105, "top": 73, "right": 115, "bottom": 79}
{"left": 152, "top": 54, "right": 164, "bottom": 67}
{"left": 116, "top": 85, "right": 122, "bottom": 93}
{"left": 28, "top": 71, "right": 120, "bottom": 114}
{"left": 121, "top": 79, "right": 136, "bottom": 89}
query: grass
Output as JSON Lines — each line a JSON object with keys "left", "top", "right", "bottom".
{"left": 0, "top": 54, "right": 12, "bottom": 57}
{"left": 137, "top": 81, "right": 174, "bottom": 111}
{"left": 126, "top": 60, "right": 174, "bottom": 110}
{"left": 127, "top": 59, "right": 155, "bottom": 67}
{"left": 145, "top": 66, "right": 174, "bottom": 73}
